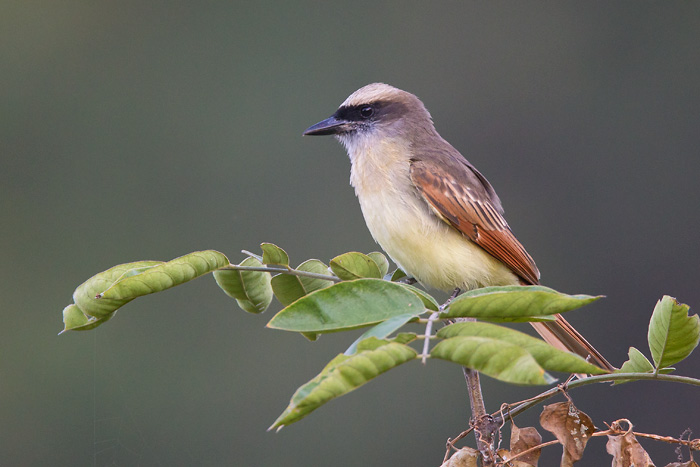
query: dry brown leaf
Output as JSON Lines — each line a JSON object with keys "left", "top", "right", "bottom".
{"left": 540, "top": 402, "right": 595, "bottom": 466}
{"left": 606, "top": 429, "right": 655, "bottom": 467}
{"left": 504, "top": 424, "right": 542, "bottom": 466}
{"left": 498, "top": 450, "right": 539, "bottom": 467}
{"left": 442, "top": 447, "right": 479, "bottom": 467}
{"left": 498, "top": 449, "right": 512, "bottom": 463}
{"left": 664, "top": 462, "right": 699, "bottom": 467}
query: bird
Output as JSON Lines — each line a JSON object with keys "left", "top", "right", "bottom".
{"left": 303, "top": 83, "right": 613, "bottom": 371}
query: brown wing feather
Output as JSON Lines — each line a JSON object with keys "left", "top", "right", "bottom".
{"left": 409, "top": 159, "right": 540, "bottom": 285}
{"left": 409, "top": 158, "right": 614, "bottom": 371}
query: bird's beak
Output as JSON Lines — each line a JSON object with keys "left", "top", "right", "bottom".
{"left": 303, "top": 115, "right": 351, "bottom": 136}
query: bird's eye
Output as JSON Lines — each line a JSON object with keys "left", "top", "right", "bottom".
{"left": 359, "top": 105, "right": 374, "bottom": 119}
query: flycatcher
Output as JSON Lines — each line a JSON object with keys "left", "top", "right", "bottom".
{"left": 304, "top": 83, "right": 612, "bottom": 371}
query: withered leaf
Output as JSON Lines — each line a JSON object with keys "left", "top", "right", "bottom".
{"left": 664, "top": 462, "right": 699, "bottom": 467}
{"left": 606, "top": 429, "right": 655, "bottom": 467}
{"left": 501, "top": 424, "right": 542, "bottom": 466}
{"left": 442, "top": 447, "right": 479, "bottom": 467}
{"left": 540, "top": 402, "right": 595, "bottom": 466}
{"left": 498, "top": 451, "right": 541, "bottom": 467}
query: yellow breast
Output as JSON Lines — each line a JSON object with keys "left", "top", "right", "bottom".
{"left": 348, "top": 139, "right": 518, "bottom": 291}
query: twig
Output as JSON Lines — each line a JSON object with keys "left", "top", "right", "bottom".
{"left": 633, "top": 431, "right": 700, "bottom": 449}
{"left": 603, "top": 419, "right": 700, "bottom": 450}
{"left": 498, "top": 439, "right": 559, "bottom": 465}
{"left": 444, "top": 427, "right": 475, "bottom": 463}
{"left": 494, "top": 372, "right": 700, "bottom": 425}
{"left": 421, "top": 312, "right": 439, "bottom": 363}
{"left": 423, "top": 288, "right": 461, "bottom": 364}
{"left": 240, "top": 250, "right": 263, "bottom": 261}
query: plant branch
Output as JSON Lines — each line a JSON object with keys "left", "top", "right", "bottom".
{"left": 495, "top": 372, "right": 700, "bottom": 424}
{"left": 464, "top": 365, "right": 499, "bottom": 466}
{"left": 431, "top": 286, "right": 499, "bottom": 466}
{"left": 220, "top": 264, "right": 342, "bottom": 283}
{"left": 453, "top": 309, "right": 498, "bottom": 466}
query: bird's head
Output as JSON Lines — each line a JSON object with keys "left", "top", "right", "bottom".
{"left": 303, "top": 83, "right": 436, "bottom": 150}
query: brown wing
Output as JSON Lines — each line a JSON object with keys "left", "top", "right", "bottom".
{"left": 409, "top": 158, "right": 540, "bottom": 285}
{"left": 410, "top": 157, "right": 614, "bottom": 370}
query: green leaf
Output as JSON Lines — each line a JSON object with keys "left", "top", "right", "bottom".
{"left": 367, "top": 252, "right": 390, "bottom": 278}
{"left": 329, "top": 252, "right": 382, "bottom": 280}
{"left": 60, "top": 304, "right": 113, "bottom": 333}
{"left": 400, "top": 284, "right": 439, "bottom": 311}
{"left": 61, "top": 304, "right": 89, "bottom": 331}
{"left": 269, "top": 341, "right": 417, "bottom": 430}
{"left": 301, "top": 332, "right": 319, "bottom": 341}
{"left": 648, "top": 296, "right": 700, "bottom": 368}
{"left": 213, "top": 256, "right": 273, "bottom": 314}
{"left": 261, "top": 242, "right": 289, "bottom": 266}
{"left": 437, "top": 322, "right": 607, "bottom": 375}
{"left": 616, "top": 347, "right": 654, "bottom": 378}
{"left": 267, "top": 279, "right": 425, "bottom": 333}
{"left": 354, "top": 336, "right": 399, "bottom": 352}
{"left": 270, "top": 259, "right": 334, "bottom": 306}
{"left": 73, "top": 260, "right": 163, "bottom": 319}
{"left": 614, "top": 348, "right": 674, "bottom": 386}
{"left": 390, "top": 268, "right": 407, "bottom": 282}
{"left": 391, "top": 332, "right": 418, "bottom": 345}
{"left": 441, "top": 286, "right": 601, "bottom": 322}
{"left": 431, "top": 336, "right": 555, "bottom": 385}
{"left": 345, "top": 314, "right": 418, "bottom": 355}
{"left": 99, "top": 250, "right": 230, "bottom": 300}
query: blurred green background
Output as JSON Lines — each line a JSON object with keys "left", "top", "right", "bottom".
{"left": 3, "top": 2, "right": 699, "bottom": 465}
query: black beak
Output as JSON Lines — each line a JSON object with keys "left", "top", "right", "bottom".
{"left": 303, "top": 115, "right": 351, "bottom": 136}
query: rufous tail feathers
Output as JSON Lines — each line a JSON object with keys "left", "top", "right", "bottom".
{"left": 530, "top": 314, "right": 614, "bottom": 371}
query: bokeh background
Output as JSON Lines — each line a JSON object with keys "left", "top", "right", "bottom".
{"left": 2, "top": 2, "right": 699, "bottom": 465}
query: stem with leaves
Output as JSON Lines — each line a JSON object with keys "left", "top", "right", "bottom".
{"left": 58, "top": 244, "right": 700, "bottom": 465}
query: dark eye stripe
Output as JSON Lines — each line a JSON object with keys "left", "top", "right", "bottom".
{"left": 335, "top": 102, "right": 382, "bottom": 122}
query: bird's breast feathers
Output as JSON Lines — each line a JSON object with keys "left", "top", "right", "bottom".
{"left": 348, "top": 140, "right": 518, "bottom": 291}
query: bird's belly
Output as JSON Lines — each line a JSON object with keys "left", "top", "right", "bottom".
{"left": 359, "top": 193, "right": 519, "bottom": 291}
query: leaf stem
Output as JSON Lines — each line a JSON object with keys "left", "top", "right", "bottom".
{"left": 240, "top": 250, "right": 263, "bottom": 262}
{"left": 414, "top": 335, "right": 438, "bottom": 340}
{"left": 421, "top": 312, "right": 439, "bottom": 364}
{"left": 220, "top": 264, "right": 342, "bottom": 283}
